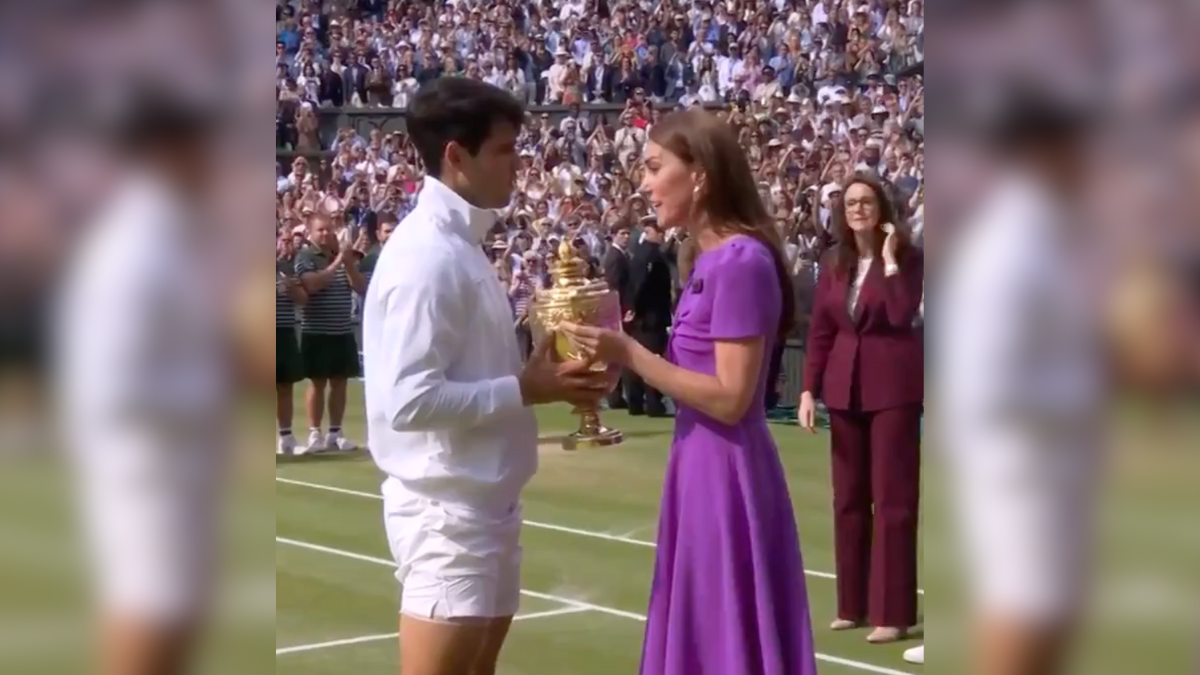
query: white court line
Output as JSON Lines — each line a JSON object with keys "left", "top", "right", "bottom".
{"left": 276, "top": 476, "right": 925, "bottom": 595}
{"left": 277, "top": 537, "right": 648, "bottom": 621}
{"left": 276, "top": 536, "right": 917, "bottom": 675}
{"left": 276, "top": 606, "right": 590, "bottom": 656}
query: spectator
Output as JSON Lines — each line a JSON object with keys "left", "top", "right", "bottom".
{"left": 275, "top": 0, "right": 925, "bottom": 368}
{"left": 799, "top": 173, "right": 924, "bottom": 643}
{"left": 294, "top": 214, "right": 368, "bottom": 454}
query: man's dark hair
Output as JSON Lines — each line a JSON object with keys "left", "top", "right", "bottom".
{"left": 96, "top": 82, "right": 223, "bottom": 153}
{"left": 378, "top": 211, "right": 399, "bottom": 227}
{"left": 406, "top": 78, "right": 525, "bottom": 177}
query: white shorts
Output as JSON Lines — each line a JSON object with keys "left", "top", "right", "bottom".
{"left": 71, "top": 430, "right": 222, "bottom": 622}
{"left": 948, "top": 429, "right": 1099, "bottom": 622}
{"left": 383, "top": 484, "right": 523, "bottom": 621}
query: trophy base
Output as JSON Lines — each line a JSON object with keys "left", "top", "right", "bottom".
{"left": 562, "top": 406, "right": 624, "bottom": 451}
{"left": 562, "top": 427, "right": 624, "bottom": 451}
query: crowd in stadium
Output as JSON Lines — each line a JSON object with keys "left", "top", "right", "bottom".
{"left": 276, "top": 0, "right": 926, "bottom": 309}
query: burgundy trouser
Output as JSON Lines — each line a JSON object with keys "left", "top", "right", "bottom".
{"left": 828, "top": 404, "right": 922, "bottom": 628}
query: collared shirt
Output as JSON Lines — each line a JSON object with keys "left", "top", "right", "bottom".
{"left": 361, "top": 177, "right": 537, "bottom": 514}
{"left": 937, "top": 172, "right": 1103, "bottom": 439}
{"left": 55, "top": 172, "right": 226, "bottom": 441}
{"left": 848, "top": 256, "right": 873, "bottom": 316}
{"left": 295, "top": 246, "right": 355, "bottom": 335}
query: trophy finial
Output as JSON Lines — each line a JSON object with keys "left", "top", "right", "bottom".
{"left": 557, "top": 238, "right": 577, "bottom": 263}
{"left": 551, "top": 238, "right": 587, "bottom": 284}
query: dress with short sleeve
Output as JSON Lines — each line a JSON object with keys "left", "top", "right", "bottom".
{"left": 640, "top": 235, "right": 818, "bottom": 675}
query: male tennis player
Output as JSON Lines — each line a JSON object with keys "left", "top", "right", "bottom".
{"left": 361, "top": 78, "right": 611, "bottom": 675}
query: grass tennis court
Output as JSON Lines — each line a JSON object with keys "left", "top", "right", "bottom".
{"left": 276, "top": 383, "right": 925, "bottom": 675}
{"left": 0, "top": 386, "right": 1193, "bottom": 673}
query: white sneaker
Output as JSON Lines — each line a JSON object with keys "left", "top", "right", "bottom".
{"left": 903, "top": 645, "right": 924, "bottom": 664}
{"left": 324, "top": 431, "right": 358, "bottom": 452}
{"left": 277, "top": 434, "right": 297, "bottom": 456}
{"left": 299, "top": 429, "right": 327, "bottom": 455}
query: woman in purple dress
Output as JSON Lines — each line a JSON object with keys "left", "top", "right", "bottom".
{"left": 562, "top": 109, "right": 818, "bottom": 675}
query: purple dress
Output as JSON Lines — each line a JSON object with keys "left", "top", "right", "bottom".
{"left": 639, "top": 237, "right": 818, "bottom": 675}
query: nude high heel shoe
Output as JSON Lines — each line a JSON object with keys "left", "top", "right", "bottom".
{"left": 866, "top": 627, "right": 907, "bottom": 643}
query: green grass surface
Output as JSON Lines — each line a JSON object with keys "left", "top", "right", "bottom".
{"left": 4, "top": 385, "right": 1191, "bottom": 674}
{"left": 276, "top": 384, "right": 925, "bottom": 675}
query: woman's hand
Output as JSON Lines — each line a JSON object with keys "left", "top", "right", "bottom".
{"left": 881, "top": 222, "right": 899, "bottom": 265}
{"left": 558, "top": 321, "right": 635, "bottom": 366}
{"left": 798, "top": 391, "right": 817, "bottom": 434}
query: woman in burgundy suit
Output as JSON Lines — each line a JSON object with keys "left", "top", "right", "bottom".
{"left": 798, "top": 173, "right": 924, "bottom": 644}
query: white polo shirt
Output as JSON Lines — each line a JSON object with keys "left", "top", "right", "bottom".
{"left": 361, "top": 177, "right": 538, "bottom": 515}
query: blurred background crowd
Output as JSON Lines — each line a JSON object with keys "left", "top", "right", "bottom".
{"left": 275, "top": 0, "right": 926, "bottom": 344}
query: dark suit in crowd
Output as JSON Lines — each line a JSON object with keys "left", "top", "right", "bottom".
{"left": 602, "top": 242, "right": 632, "bottom": 409}
{"left": 626, "top": 239, "right": 673, "bottom": 416}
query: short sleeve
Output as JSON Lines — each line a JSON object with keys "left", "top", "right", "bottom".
{"left": 294, "top": 248, "right": 319, "bottom": 276}
{"left": 358, "top": 251, "right": 378, "bottom": 276}
{"left": 709, "top": 239, "right": 781, "bottom": 340}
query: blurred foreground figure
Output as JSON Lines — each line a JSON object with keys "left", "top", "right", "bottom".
{"left": 936, "top": 89, "right": 1105, "bottom": 675}
{"left": 903, "top": 644, "right": 923, "bottom": 664}
{"left": 53, "top": 91, "right": 227, "bottom": 675}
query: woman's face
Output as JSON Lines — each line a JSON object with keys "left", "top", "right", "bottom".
{"left": 843, "top": 182, "right": 880, "bottom": 232}
{"left": 641, "top": 141, "right": 697, "bottom": 229}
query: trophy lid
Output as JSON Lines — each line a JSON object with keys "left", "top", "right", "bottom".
{"left": 550, "top": 240, "right": 587, "bottom": 279}
{"left": 537, "top": 238, "right": 610, "bottom": 303}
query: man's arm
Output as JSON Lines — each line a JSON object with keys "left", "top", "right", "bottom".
{"left": 602, "top": 251, "right": 620, "bottom": 287}
{"left": 626, "top": 250, "right": 650, "bottom": 315}
{"left": 296, "top": 248, "right": 345, "bottom": 294}
{"left": 344, "top": 252, "right": 368, "bottom": 294}
{"left": 281, "top": 274, "right": 308, "bottom": 305}
{"left": 375, "top": 264, "right": 525, "bottom": 432}
{"left": 603, "top": 252, "right": 627, "bottom": 311}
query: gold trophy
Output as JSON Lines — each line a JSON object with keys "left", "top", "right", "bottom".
{"left": 529, "top": 240, "right": 624, "bottom": 450}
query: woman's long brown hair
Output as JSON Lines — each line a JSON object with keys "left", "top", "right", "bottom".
{"left": 828, "top": 172, "right": 912, "bottom": 280}
{"left": 649, "top": 108, "right": 796, "bottom": 339}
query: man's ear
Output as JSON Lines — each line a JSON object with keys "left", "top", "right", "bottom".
{"left": 444, "top": 140, "right": 467, "bottom": 174}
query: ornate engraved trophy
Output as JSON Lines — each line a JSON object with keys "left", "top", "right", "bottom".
{"left": 529, "top": 241, "right": 624, "bottom": 450}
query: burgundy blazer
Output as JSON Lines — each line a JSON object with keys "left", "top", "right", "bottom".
{"left": 802, "top": 248, "right": 924, "bottom": 412}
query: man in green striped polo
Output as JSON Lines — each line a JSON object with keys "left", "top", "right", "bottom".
{"left": 277, "top": 232, "right": 308, "bottom": 456}
{"left": 296, "top": 213, "right": 368, "bottom": 453}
